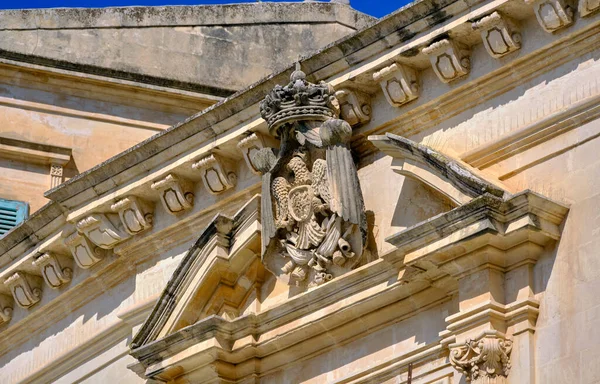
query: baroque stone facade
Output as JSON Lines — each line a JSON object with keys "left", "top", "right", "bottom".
{"left": 0, "top": 0, "right": 598, "bottom": 383}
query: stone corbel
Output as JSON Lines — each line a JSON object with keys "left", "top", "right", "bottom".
{"left": 526, "top": 0, "right": 573, "bottom": 33}
{"left": 191, "top": 154, "right": 237, "bottom": 195}
{"left": 237, "top": 133, "right": 278, "bottom": 175}
{"left": 373, "top": 63, "right": 419, "bottom": 107}
{"left": 32, "top": 252, "right": 73, "bottom": 289}
{"left": 63, "top": 230, "right": 106, "bottom": 269}
{"left": 151, "top": 174, "right": 195, "bottom": 215}
{"left": 334, "top": 88, "right": 372, "bottom": 126}
{"left": 76, "top": 213, "right": 130, "bottom": 249}
{"left": 422, "top": 39, "right": 470, "bottom": 83}
{"left": 579, "top": 0, "right": 600, "bottom": 16}
{"left": 449, "top": 330, "right": 513, "bottom": 384}
{"left": 472, "top": 12, "right": 521, "bottom": 58}
{"left": 0, "top": 294, "right": 13, "bottom": 325}
{"left": 4, "top": 272, "right": 42, "bottom": 309}
{"left": 111, "top": 196, "right": 154, "bottom": 235}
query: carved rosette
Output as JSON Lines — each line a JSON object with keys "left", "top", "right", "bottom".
{"left": 151, "top": 174, "right": 195, "bottom": 215}
{"left": 192, "top": 154, "right": 237, "bottom": 195}
{"left": 335, "top": 88, "right": 372, "bottom": 126}
{"left": 76, "top": 213, "right": 130, "bottom": 249}
{"left": 373, "top": 63, "right": 419, "bottom": 107}
{"left": 578, "top": 0, "right": 600, "bottom": 16}
{"left": 472, "top": 12, "right": 521, "bottom": 58}
{"left": 526, "top": 0, "right": 573, "bottom": 32}
{"left": 422, "top": 39, "right": 471, "bottom": 83}
{"left": 0, "top": 294, "right": 13, "bottom": 325}
{"left": 111, "top": 196, "right": 154, "bottom": 235}
{"left": 4, "top": 272, "right": 42, "bottom": 309}
{"left": 32, "top": 252, "right": 73, "bottom": 289}
{"left": 255, "top": 66, "right": 367, "bottom": 287}
{"left": 63, "top": 231, "right": 105, "bottom": 269}
{"left": 449, "top": 331, "right": 513, "bottom": 383}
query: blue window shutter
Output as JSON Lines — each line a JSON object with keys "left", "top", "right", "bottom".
{"left": 0, "top": 199, "right": 29, "bottom": 237}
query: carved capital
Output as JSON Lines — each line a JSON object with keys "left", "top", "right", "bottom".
{"left": 4, "top": 272, "right": 42, "bottom": 309}
{"left": 334, "top": 88, "right": 372, "bottom": 126}
{"left": 32, "top": 252, "right": 73, "bottom": 289}
{"left": 237, "top": 133, "right": 273, "bottom": 175}
{"left": 111, "top": 196, "right": 154, "bottom": 235}
{"left": 422, "top": 39, "right": 470, "bottom": 83}
{"left": 63, "top": 231, "right": 106, "bottom": 269}
{"left": 76, "top": 213, "right": 130, "bottom": 249}
{"left": 373, "top": 63, "right": 419, "bottom": 107}
{"left": 579, "top": 0, "right": 600, "bottom": 16}
{"left": 192, "top": 154, "right": 237, "bottom": 195}
{"left": 472, "top": 12, "right": 521, "bottom": 58}
{"left": 450, "top": 331, "right": 513, "bottom": 383}
{"left": 0, "top": 294, "right": 13, "bottom": 325}
{"left": 151, "top": 174, "right": 195, "bottom": 215}
{"left": 526, "top": 0, "right": 573, "bottom": 33}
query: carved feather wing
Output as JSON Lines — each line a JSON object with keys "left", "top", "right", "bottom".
{"left": 325, "top": 145, "right": 364, "bottom": 225}
{"left": 312, "top": 158, "right": 331, "bottom": 206}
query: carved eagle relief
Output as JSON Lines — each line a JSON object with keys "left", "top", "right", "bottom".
{"left": 253, "top": 68, "right": 367, "bottom": 287}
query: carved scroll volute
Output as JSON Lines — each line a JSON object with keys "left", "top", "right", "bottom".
{"left": 111, "top": 196, "right": 154, "bottom": 236}
{"left": 373, "top": 63, "right": 419, "bottom": 107}
{"left": 422, "top": 39, "right": 471, "bottom": 83}
{"left": 76, "top": 213, "right": 130, "bottom": 249}
{"left": 191, "top": 154, "right": 237, "bottom": 195}
{"left": 32, "top": 252, "right": 73, "bottom": 289}
{"left": 0, "top": 294, "right": 13, "bottom": 325}
{"left": 579, "top": 0, "right": 600, "bottom": 16}
{"left": 151, "top": 174, "right": 194, "bottom": 215}
{"left": 472, "top": 12, "right": 521, "bottom": 58}
{"left": 526, "top": 0, "right": 573, "bottom": 32}
{"left": 449, "top": 331, "right": 513, "bottom": 383}
{"left": 237, "top": 133, "right": 278, "bottom": 175}
{"left": 334, "top": 88, "right": 372, "bottom": 127}
{"left": 63, "top": 231, "right": 106, "bottom": 269}
{"left": 4, "top": 272, "right": 42, "bottom": 309}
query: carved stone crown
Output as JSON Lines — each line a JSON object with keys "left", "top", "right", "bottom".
{"left": 260, "top": 67, "right": 339, "bottom": 137}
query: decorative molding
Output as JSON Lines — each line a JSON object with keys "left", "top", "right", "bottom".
{"left": 4, "top": 272, "right": 42, "bottom": 309}
{"left": 373, "top": 63, "right": 419, "bottom": 107}
{"left": 191, "top": 154, "right": 237, "bottom": 195}
{"left": 579, "top": 0, "right": 600, "bottom": 16}
{"left": 449, "top": 331, "right": 513, "bottom": 383}
{"left": 150, "top": 174, "right": 195, "bottom": 215}
{"left": 63, "top": 231, "right": 106, "bottom": 269}
{"left": 50, "top": 163, "right": 64, "bottom": 189}
{"left": 0, "top": 294, "right": 13, "bottom": 325}
{"left": 335, "top": 88, "right": 372, "bottom": 126}
{"left": 111, "top": 196, "right": 154, "bottom": 235}
{"left": 472, "top": 12, "right": 521, "bottom": 58}
{"left": 526, "top": 0, "right": 573, "bottom": 33}
{"left": 32, "top": 252, "right": 73, "bottom": 289}
{"left": 0, "top": 136, "right": 71, "bottom": 166}
{"left": 237, "top": 133, "right": 271, "bottom": 175}
{"left": 76, "top": 213, "right": 130, "bottom": 249}
{"left": 422, "top": 39, "right": 470, "bottom": 83}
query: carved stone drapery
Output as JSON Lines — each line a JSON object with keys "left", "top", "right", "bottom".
{"left": 450, "top": 331, "right": 513, "bottom": 383}
{"left": 255, "top": 67, "right": 367, "bottom": 287}
{"left": 32, "top": 252, "right": 73, "bottom": 289}
{"left": 151, "top": 174, "right": 195, "bottom": 215}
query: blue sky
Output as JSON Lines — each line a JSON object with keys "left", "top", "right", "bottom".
{"left": 0, "top": 0, "right": 404, "bottom": 18}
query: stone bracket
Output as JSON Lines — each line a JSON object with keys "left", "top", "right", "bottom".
{"left": 76, "top": 213, "right": 130, "bottom": 249}
{"left": 0, "top": 294, "right": 13, "bottom": 325}
{"left": 111, "top": 196, "right": 154, "bottom": 235}
{"left": 192, "top": 154, "right": 237, "bottom": 195}
{"left": 63, "top": 230, "right": 106, "bottom": 269}
{"left": 334, "top": 88, "right": 372, "bottom": 126}
{"left": 151, "top": 174, "right": 195, "bottom": 215}
{"left": 237, "top": 133, "right": 277, "bottom": 175}
{"left": 32, "top": 252, "right": 73, "bottom": 289}
{"left": 4, "top": 272, "right": 42, "bottom": 309}
{"left": 526, "top": 0, "right": 574, "bottom": 33}
{"left": 579, "top": 0, "right": 600, "bottom": 16}
{"left": 422, "top": 39, "right": 471, "bottom": 83}
{"left": 472, "top": 12, "right": 521, "bottom": 58}
{"left": 373, "top": 63, "right": 420, "bottom": 107}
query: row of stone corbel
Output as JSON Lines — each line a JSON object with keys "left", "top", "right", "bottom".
{"left": 369, "top": 3, "right": 598, "bottom": 111}
{"left": 0, "top": 136, "right": 279, "bottom": 327}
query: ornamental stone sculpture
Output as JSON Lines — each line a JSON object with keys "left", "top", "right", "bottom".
{"left": 254, "top": 66, "right": 367, "bottom": 287}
